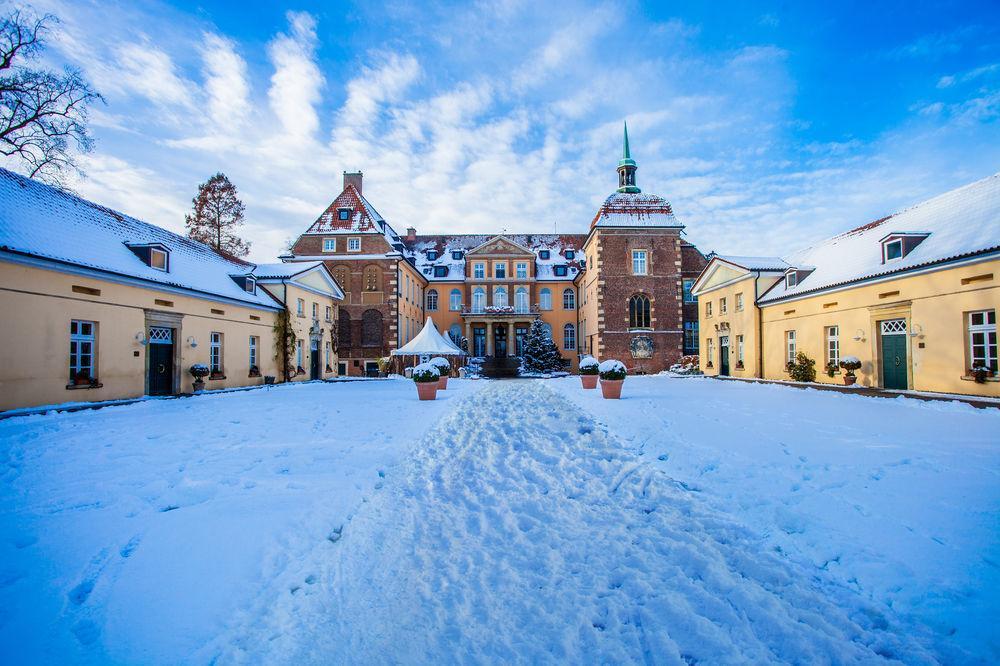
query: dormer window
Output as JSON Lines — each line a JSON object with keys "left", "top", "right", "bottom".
{"left": 434, "top": 266, "right": 448, "bottom": 278}
{"left": 150, "top": 247, "right": 168, "bottom": 271}
{"left": 244, "top": 277, "right": 256, "bottom": 294}
{"left": 126, "top": 242, "right": 170, "bottom": 272}
{"left": 539, "top": 250, "right": 551, "bottom": 260}
{"left": 565, "top": 250, "right": 575, "bottom": 260}
{"left": 427, "top": 250, "right": 438, "bottom": 261}
{"left": 785, "top": 272, "right": 797, "bottom": 288}
{"left": 880, "top": 233, "right": 928, "bottom": 263}
{"left": 452, "top": 251, "right": 463, "bottom": 260}
{"left": 554, "top": 265, "right": 568, "bottom": 277}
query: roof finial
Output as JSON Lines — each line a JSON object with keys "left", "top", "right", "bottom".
{"left": 623, "top": 121, "right": 631, "bottom": 160}
{"left": 616, "top": 120, "right": 640, "bottom": 193}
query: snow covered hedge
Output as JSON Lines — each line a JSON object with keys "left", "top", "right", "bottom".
{"left": 429, "top": 357, "right": 450, "bottom": 371}
{"left": 411, "top": 363, "right": 441, "bottom": 383}
{"left": 579, "top": 356, "right": 599, "bottom": 375}
{"left": 598, "top": 359, "right": 627, "bottom": 380}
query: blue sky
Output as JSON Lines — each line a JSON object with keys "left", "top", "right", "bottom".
{"left": 7, "top": 0, "right": 1000, "bottom": 261}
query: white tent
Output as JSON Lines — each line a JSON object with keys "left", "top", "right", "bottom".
{"left": 391, "top": 317, "right": 465, "bottom": 356}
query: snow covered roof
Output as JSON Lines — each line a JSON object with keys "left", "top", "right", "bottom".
{"left": 391, "top": 317, "right": 465, "bottom": 355}
{"left": 712, "top": 255, "right": 789, "bottom": 272}
{"left": 252, "top": 261, "right": 322, "bottom": 279}
{"left": 300, "top": 184, "right": 403, "bottom": 250}
{"left": 408, "top": 234, "right": 587, "bottom": 282}
{"left": 590, "top": 192, "right": 682, "bottom": 229}
{"left": 760, "top": 172, "right": 1000, "bottom": 303}
{"left": 0, "top": 167, "right": 282, "bottom": 310}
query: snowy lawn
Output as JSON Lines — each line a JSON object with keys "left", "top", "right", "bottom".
{"left": 553, "top": 375, "right": 1000, "bottom": 663}
{"left": 0, "top": 379, "right": 485, "bottom": 664}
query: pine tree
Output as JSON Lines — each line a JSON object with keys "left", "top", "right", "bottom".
{"left": 185, "top": 173, "right": 251, "bottom": 257}
{"left": 520, "top": 319, "right": 564, "bottom": 374}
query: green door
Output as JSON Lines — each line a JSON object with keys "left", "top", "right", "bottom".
{"left": 880, "top": 321, "right": 908, "bottom": 390}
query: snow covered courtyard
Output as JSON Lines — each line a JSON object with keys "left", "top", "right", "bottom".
{"left": 1, "top": 377, "right": 997, "bottom": 663}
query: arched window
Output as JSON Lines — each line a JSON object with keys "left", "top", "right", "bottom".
{"left": 426, "top": 289, "right": 438, "bottom": 311}
{"left": 333, "top": 266, "right": 350, "bottom": 294}
{"left": 449, "top": 289, "right": 462, "bottom": 311}
{"left": 449, "top": 324, "right": 462, "bottom": 347}
{"left": 363, "top": 265, "right": 380, "bottom": 292}
{"left": 629, "top": 294, "right": 651, "bottom": 329}
{"left": 563, "top": 323, "right": 576, "bottom": 351}
{"left": 337, "top": 309, "right": 352, "bottom": 350}
{"left": 515, "top": 287, "right": 529, "bottom": 313}
{"left": 362, "top": 309, "right": 383, "bottom": 347}
{"left": 472, "top": 287, "right": 486, "bottom": 313}
{"left": 493, "top": 286, "right": 508, "bottom": 308}
{"left": 563, "top": 288, "right": 576, "bottom": 310}
{"left": 539, "top": 288, "right": 552, "bottom": 310}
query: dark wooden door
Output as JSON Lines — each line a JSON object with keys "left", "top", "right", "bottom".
{"left": 494, "top": 326, "right": 507, "bottom": 358}
{"left": 310, "top": 340, "right": 321, "bottom": 380}
{"left": 881, "top": 328, "right": 908, "bottom": 390}
{"left": 719, "top": 336, "right": 730, "bottom": 376}
{"left": 148, "top": 328, "right": 174, "bottom": 396}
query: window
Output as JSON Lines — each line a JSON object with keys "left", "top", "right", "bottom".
{"left": 474, "top": 263, "right": 485, "bottom": 279}
{"left": 312, "top": 302, "right": 319, "bottom": 319}
{"left": 563, "top": 288, "right": 576, "bottom": 310}
{"left": 553, "top": 265, "right": 568, "bottom": 277}
{"left": 629, "top": 294, "right": 651, "bottom": 329}
{"left": 827, "top": 326, "right": 840, "bottom": 369}
{"left": 325, "top": 341, "right": 332, "bottom": 369}
{"left": 493, "top": 286, "right": 508, "bottom": 307}
{"left": 249, "top": 335, "right": 258, "bottom": 368}
{"left": 736, "top": 293, "right": 744, "bottom": 311}
{"left": 684, "top": 321, "right": 699, "bottom": 354}
{"left": 516, "top": 262, "right": 528, "bottom": 279}
{"left": 427, "top": 251, "right": 438, "bottom": 261}
{"left": 150, "top": 248, "right": 168, "bottom": 271}
{"left": 632, "top": 250, "right": 648, "bottom": 275}
{"left": 338, "top": 208, "right": 350, "bottom": 220}
{"left": 362, "top": 309, "right": 383, "bottom": 347}
{"left": 296, "top": 339, "right": 303, "bottom": 368}
{"left": 426, "top": 289, "right": 438, "bottom": 311}
{"left": 565, "top": 250, "right": 575, "bottom": 260}
{"left": 706, "top": 338, "right": 714, "bottom": 367}
{"left": 449, "top": 324, "right": 462, "bottom": 347}
{"left": 968, "top": 310, "right": 998, "bottom": 374}
{"left": 452, "top": 251, "right": 463, "bottom": 260}
{"left": 539, "top": 288, "right": 552, "bottom": 310}
{"left": 494, "top": 262, "right": 506, "bottom": 279}
{"left": 450, "top": 289, "right": 462, "bottom": 311}
{"left": 883, "top": 239, "right": 903, "bottom": 262}
{"left": 472, "top": 287, "right": 486, "bottom": 313}
{"left": 244, "top": 277, "right": 256, "bottom": 294}
{"left": 326, "top": 306, "right": 333, "bottom": 322}
{"left": 69, "top": 320, "right": 96, "bottom": 381}
{"left": 323, "top": 238, "right": 336, "bottom": 252}
{"left": 563, "top": 324, "right": 576, "bottom": 351}
{"left": 433, "top": 266, "right": 448, "bottom": 278}
{"left": 682, "top": 279, "right": 696, "bottom": 303}
{"left": 737, "top": 335, "right": 744, "bottom": 366}
{"left": 539, "top": 250, "right": 550, "bottom": 260}
{"left": 705, "top": 301, "right": 713, "bottom": 317}
{"left": 348, "top": 237, "right": 361, "bottom": 252}
{"left": 210, "top": 332, "right": 223, "bottom": 372}
{"left": 297, "top": 298, "right": 305, "bottom": 316}
{"left": 720, "top": 297, "right": 727, "bottom": 315}
{"left": 515, "top": 287, "right": 529, "bottom": 313}
{"left": 785, "top": 272, "right": 798, "bottom": 289}
{"left": 786, "top": 330, "right": 797, "bottom": 365}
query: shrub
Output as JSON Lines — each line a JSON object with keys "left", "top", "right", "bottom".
{"left": 825, "top": 361, "right": 838, "bottom": 378}
{"left": 189, "top": 364, "right": 210, "bottom": 379}
{"left": 429, "top": 357, "right": 451, "bottom": 373}
{"left": 411, "top": 362, "right": 440, "bottom": 383}
{"left": 839, "top": 356, "right": 862, "bottom": 377}
{"left": 970, "top": 361, "right": 991, "bottom": 383}
{"left": 579, "top": 356, "right": 599, "bottom": 375}
{"left": 787, "top": 352, "right": 816, "bottom": 382}
{"left": 598, "top": 359, "right": 627, "bottom": 381}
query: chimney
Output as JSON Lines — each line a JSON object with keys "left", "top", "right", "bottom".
{"left": 406, "top": 227, "right": 417, "bottom": 242}
{"left": 343, "top": 171, "right": 363, "bottom": 194}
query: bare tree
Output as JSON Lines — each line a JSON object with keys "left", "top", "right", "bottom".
{"left": 1, "top": 10, "right": 103, "bottom": 184}
{"left": 185, "top": 172, "right": 252, "bottom": 257}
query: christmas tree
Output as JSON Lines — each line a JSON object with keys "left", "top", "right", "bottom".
{"left": 520, "top": 319, "right": 564, "bottom": 374}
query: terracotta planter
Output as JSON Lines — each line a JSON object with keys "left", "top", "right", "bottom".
{"left": 844, "top": 374, "right": 857, "bottom": 386}
{"left": 580, "top": 374, "right": 598, "bottom": 389}
{"left": 416, "top": 382, "right": 438, "bottom": 401}
{"left": 600, "top": 378, "right": 624, "bottom": 399}
{"left": 438, "top": 375, "right": 449, "bottom": 390}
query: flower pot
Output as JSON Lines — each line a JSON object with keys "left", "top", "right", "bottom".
{"left": 438, "top": 375, "right": 449, "bottom": 390}
{"left": 416, "top": 382, "right": 438, "bottom": 401}
{"left": 843, "top": 375, "right": 857, "bottom": 386}
{"left": 600, "top": 378, "right": 624, "bottom": 399}
{"left": 193, "top": 379, "right": 205, "bottom": 393}
{"left": 581, "top": 374, "right": 598, "bottom": 389}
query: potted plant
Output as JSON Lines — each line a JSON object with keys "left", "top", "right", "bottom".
{"left": 296, "top": 365, "right": 306, "bottom": 376}
{"left": 190, "top": 363, "right": 210, "bottom": 392}
{"left": 249, "top": 364, "right": 261, "bottom": 378}
{"left": 598, "top": 359, "right": 627, "bottom": 399}
{"left": 429, "top": 357, "right": 451, "bottom": 389}
{"left": 839, "top": 356, "right": 862, "bottom": 385}
{"left": 787, "top": 352, "right": 817, "bottom": 382}
{"left": 72, "top": 369, "right": 91, "bottom": 386}
{"left": 264, "top": 375, "right": 276, "bottom": 385}
{"left": 412, "top": 362, "right": 440, "bottom": 401}
{"left": 970, "top": 361, "right": 991, "bottom": 384}
{"left": 825, "top": 361, "right": 838, "bottom": 378}
{"left": 579, "top": 356, "right": 599, "bottom": 389}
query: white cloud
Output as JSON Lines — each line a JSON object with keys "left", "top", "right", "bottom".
{"left": 267, "top": 11, "right": 324, "bottom": 144}
{"left": 115, "top": 42, "right": 195, "bottom": 108}
{"left": 202, "top": 33, "right": 251, "bottom": 130}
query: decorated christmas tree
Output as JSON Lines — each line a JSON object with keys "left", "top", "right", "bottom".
{"left": 520, "top": 319, "right": 564, "bottom": 374}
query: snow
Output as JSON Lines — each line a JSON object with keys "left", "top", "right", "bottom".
{"left": 408, "top": 234, "right": 585, "bottom": 282}
{"left": 712, "top": 254, "right": 789, "bottom": 271}
{"left": 598, "top": 359, "right": 626, "bottom": 374}
{"left": 760, "top": 171, "right": 1000, "bottom": 303}
{"left": 428, "top": 357, "right": 451, "bottom": 370}
{"left": 391, "top": 317, "right": 464, "bottom": 356}
{"left": 412, "top": 362, "right": 440, "bottom": 380}
{"left": 579, "top": 355, "right": 599, "bottom": 370}
{"left": 1, "top": 375, "right": 997, "bottom": 662}
{"left": 590, "top": 191, "right": 683, "bottom": 228}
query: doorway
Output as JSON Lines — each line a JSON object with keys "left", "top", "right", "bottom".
{"left": 473, "top": 326, "right": 486, "bottom": 357}
{"left": 147, "top": 326, "right": 175, "bottom": 395}
{"left": 494, "top": 325, "right": 508, "bottom": 358}
{"left": 310, "top": 339, "right": 321, "bottom": 380}
{"left": 719, "top": 335, "right": 730, "bottom": 376}
{"left": 880, "top": 319, "right": 908, "bottom": 390}
{"left": 515, "top": 324, "right": 528, "bottom": 356}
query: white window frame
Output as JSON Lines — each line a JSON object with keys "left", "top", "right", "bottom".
{"left": 632, "top": 250, "right": 648, "bottom": 275}
{"left": 427, "top": 289, "right": 439, "bottom": 311}
{"left": 786, "top": 330, "right": 796, "bottom": 364}
{"left": 210, "top": 332, "right": 223, "bottom": 372}
{"left": 326, "top": 306, "right": 332, "bottom": 322}
{"left": 563, "top": 288, "right": 576, "bottom": 310}
{"left": 516, "top": 262, "right": 528, "bottom": 279}
{"left": 347, "top": 237, "right": 361, "bottom": 252}
{"left": 735, "top": 292, "right": 743, "bottom": 311}
{"left": 968, "top": 309, "right": 997, "bottom": 373}
{"left": 249, "top": 335, "right": 258, "bottom": 368}
{"left": 323, "top": 238, "right": 336, "bottom": 252}
{"left": 312, "top": 302, "right": 319, "bottom": 319}
{"left": 325, "top": 341, "right": 332, "bottom": 369}
{"left": 449, "top": 289, "right": 462, "bottom": 311}
{"left": 827, "top": 325, "right": 840, "bottom": 369}
{"left": 244, "top": 277, "right": 255, "bottom": 294}
{"left": 705, "top": 301, "right": 713, "bottom": 317}
{"left": 70, "top": 319, "right": 96, "bottom": 381}
{"left": 473, "top": 263, "right": 485, "bottom": 279}
{"left": 883, "top": 238, "right": 903, "bottom": 263}
{"left": 494, "top": 261, "right": 506, "bottom": 279}
{"left": 472, "top": 287, "right": 486, "bottom": 313}
{"left": 149, "top": 247, "right": 168, "bottom": 272}
{"left": 493, "top": 286, "right": 508, "bottom": 307}
{"left": 707, "top": 337, "right": 714, "bottom": 366}
{"left": 515, "top": 287, "right": 529, "bottom": 313}
{"left": 737, "top": 334, "right": 744, "bottom": 365}
{"left": 720, "top": 297, "right": 727, "bottom": 315}
{"left": 297, "top": 298, "right": 305, "bottom": 316}
{"left": 539, "top": 288, "right": 552, "bottom": 310}
{"left": 786, "top": 272, "right": 798, "bottom": 288}
{"left": 563, "top": 324, "right": 576, "bottom": 352}
{"left": 296, "top": 339, "right": 303, "bottom": 368}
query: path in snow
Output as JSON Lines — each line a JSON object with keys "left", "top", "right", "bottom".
{"left": 219, "top": 381, "right": 933, "bottom": 664}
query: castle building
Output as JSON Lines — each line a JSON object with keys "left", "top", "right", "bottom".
{"left": 288, "top": 125, "right": 707, "bottom": 375}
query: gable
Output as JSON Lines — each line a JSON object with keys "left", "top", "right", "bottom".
{"left": 699, "top": 262, "right": 748, "bottom": 291}
{"left": 467, "top": 236, "right": 535, "bottom": 257}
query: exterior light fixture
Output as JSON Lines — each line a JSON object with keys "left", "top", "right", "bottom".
{"left": 853, "top": 329, "right": 866, "bottom": 342}
{"left": 187, "top": 336, "right": 198, "bottom": 348}
{"left": 135, "top": 331, "right": 147, "bottom": 346}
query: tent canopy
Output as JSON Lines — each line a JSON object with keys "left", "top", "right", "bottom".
{"left": 391, "top": 317, "right": 465, "bottom": 356}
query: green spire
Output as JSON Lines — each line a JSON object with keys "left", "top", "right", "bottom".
{"left": 618, "top": 121, "right": 636, "bottom": 168}
{"left": 616, "top": 120, "right": 640, "bottom": 193}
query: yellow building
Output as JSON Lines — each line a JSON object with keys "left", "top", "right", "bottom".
{"left": 694, "top": 172, "right": 1000, "bottom": 397}
{"left": 0, "top": 167, "right": 343, "bottom": 412}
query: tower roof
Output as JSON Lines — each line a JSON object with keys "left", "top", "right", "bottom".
{"left": 618, "top": 121, "right": 636, "bottom": 168}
